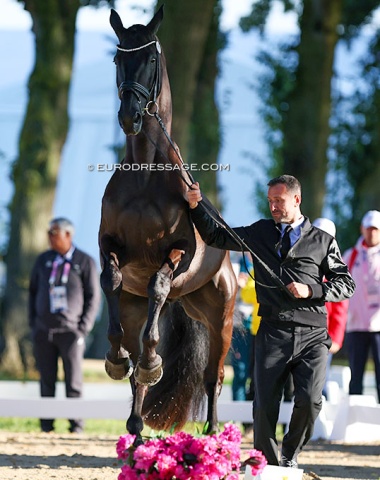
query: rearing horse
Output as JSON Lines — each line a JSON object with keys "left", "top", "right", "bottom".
{"left": 99, "top": 6, "right": 237, "bottom": 442}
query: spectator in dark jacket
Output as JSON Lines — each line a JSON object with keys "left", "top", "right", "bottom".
{"left": 29, "top": 217, "right": 101, "bottom": 433}
{"left": 186, "top": 175, "right": 355, "bottom": 468}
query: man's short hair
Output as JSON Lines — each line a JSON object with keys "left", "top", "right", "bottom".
{"left": 267, "top": 175, "right": 301, "bottom": 196}
{"left": 49, "top": 217, "right": 75, "bottom": 236}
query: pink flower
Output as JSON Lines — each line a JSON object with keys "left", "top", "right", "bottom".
{"left": 155, "top": 453, "right": 177, "bottom": 476}
{"left": 116, "top": 434, "right": 136, "bottom": 461}
{"left": 243, "top": 449, "right": 268, "bottom": 476}
{"left": 219, "top": 423, "right": 242, "bottom": 444}
{"left": 116, "top": 423, "right": 267, "bottom": 480}
{"left": 118, "top": 463, "right": 139, "bottom": 480}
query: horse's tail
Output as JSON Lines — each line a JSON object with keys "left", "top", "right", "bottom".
{"left": 142, "top": 301, "right": 208, "bottom": 431}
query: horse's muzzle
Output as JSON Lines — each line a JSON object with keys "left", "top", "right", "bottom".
{"left": 118, "top": 110, "right": 143, "bottom": 136}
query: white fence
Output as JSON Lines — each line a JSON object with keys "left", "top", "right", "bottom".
{"left": 1, "top": 366, "right": 379, "bottom": 442}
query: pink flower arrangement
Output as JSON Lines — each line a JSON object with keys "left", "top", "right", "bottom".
{"left": 116, "top": 423, "right": 267, "bottom": 479}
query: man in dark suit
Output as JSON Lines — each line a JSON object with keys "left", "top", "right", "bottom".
{"left": 186, "top": 175, "right": 355, "bottom": 467}
{"left": 29, "top": 217, "right": 101, "bottom": 433}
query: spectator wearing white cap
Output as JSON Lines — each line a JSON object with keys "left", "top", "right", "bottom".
{"left": 313, "top": 218, "right": 349, "bottom": 399}
{"left": 343, "top": 210, "right": 380, "bottom": 402}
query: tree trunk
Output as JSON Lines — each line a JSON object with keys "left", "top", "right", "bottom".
{"left": 0, "top": 0, "right": 80, "bottom": 374}
{"left": 156, "top": 0, "right": 218, "bottom": 162}
{"left": 283, "top": 0, "right": 343, "bottom": 218}
{"left": 187, "top": 0, "right": 222, "bottom": 207}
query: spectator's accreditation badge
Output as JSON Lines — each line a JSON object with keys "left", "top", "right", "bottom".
{"left": 50, "top": 286, "right": 68, "bottom": 313}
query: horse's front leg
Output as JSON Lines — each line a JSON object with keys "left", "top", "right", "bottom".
{"left": 100, "top": 235, "right": 133, "bottom": 380}
{"left": 134, "top": 248, "right": 184, "bottom": 386}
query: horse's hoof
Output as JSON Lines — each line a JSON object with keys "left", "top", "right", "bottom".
{"left": 105, "top": 355, "right": 133, "bottom": 380}
{"left": 134, "top": 356, "right": 163, "bottom": 386}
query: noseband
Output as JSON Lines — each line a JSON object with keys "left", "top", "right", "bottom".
{"left": 116, "top": 39, "right": 162, "bottom": 115}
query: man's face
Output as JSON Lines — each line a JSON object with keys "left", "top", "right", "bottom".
{"left": 47, "top": 224, "right": 72, "bottom": 254}
{"left": 361, "top": 226, "right": 380, "bottom": 248}
{"left": 267, "top": 183, "right": 301, "bottom": 224}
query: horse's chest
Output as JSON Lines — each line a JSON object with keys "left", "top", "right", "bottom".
{"left": 124, "top": 200, "right": 186, "bottom": 246}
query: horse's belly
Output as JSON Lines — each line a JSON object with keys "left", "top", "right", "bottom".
{"left": 120, "top": 242, "right": 229, "bottom": 298}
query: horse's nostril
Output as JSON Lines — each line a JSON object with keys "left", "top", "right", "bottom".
{"left": 133, "top": 112, "right": 142, "bottom": 125}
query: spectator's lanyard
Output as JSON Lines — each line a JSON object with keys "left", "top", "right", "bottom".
{"left": 49, "top": 259, "right": 71, "bottom": 287}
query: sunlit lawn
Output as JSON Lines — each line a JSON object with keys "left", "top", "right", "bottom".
{"left": 0, "top": 417, "right": 127, "bottom": 435}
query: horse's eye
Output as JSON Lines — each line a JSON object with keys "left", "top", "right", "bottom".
{"left": 151, "top": 57, "right": 156, "bottom": 64}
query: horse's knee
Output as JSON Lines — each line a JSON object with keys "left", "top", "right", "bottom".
{"left": 101, "top": 259, "right": 122, "bottom": 295}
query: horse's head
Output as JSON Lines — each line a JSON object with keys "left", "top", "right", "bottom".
{"left": 110, "top": 7, "right": 164, "bottom": 136}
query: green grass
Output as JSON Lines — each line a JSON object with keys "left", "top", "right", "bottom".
{"left": 0, "top": 359, "right": 123, "bottom": 383}
{"left": 0, "top": 418, "right": 243, "bottom": 438}
{"left": 0, "top": 416, "right": 286, "bottom": 443}
{"left": 0, "top": 417, "right": 128, "bottom": 435}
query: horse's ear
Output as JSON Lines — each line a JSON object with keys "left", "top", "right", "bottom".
{"left": 110, "top": 9, "right": 125, "bottom": 41}
{"left": 147, "top": 4, "right": 164, "bottom": 35}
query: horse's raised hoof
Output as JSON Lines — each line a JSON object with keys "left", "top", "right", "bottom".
{"left": 105, "top": 355, "right": 133, "bottom": 380}
{"left": 134, "top": 355, "right": 163, "bottom": 386}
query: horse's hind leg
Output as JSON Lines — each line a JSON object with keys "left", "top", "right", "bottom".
{"left": 134, "top": 248, "right": 184, "bottom": 386}
{"left": 116, "top": 291, "right": 149, "bottom": 443}
{"left": 100, "top": 234, "right": 132, "bottom": 380}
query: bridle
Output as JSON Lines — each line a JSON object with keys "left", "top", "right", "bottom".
{"left": 116, "top": 39, "right": 162, "bottom": 115}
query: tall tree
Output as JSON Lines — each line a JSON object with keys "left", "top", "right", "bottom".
{"left": 155, "top": 0, "right": 219, "bottom": 164}
{"left": 187, "top": 0, "right": 224, "bottom": 207}
{"left": 240, "top": 0, "right": 379, "bottom": 220}
{"left": 330, "top": 29, "right": 380, "bottom": 250}
{"left": 241, "top": 0, "right": 343, "bottom": 218}
{"left": 281, "top": 0, "right": 343, "bottom": 217}
{"left": 0, "top": 0, "right": 113, "bottom": 375}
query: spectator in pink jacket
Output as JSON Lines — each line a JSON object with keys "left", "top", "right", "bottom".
{"left": 343, "top": 210, "right": 380, "bottom": 403}
{"left": 313, "top": 218, "right": 349, "bottom": 399}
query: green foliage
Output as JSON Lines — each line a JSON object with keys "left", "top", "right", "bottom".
{"left": 341, "top": 0, "right": 380, "bottom": 40}
{"left": 239, "top": 0, "right": 298, "bottom": 34}
{"left": 78, "top": 0, "right": 114, "bottom": 6}
{"left": 239, "top": 0, "right": 272, "bottom": 33}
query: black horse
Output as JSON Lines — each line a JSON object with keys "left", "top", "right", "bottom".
{"left": 99, "top": 6, "right": 237, "bottom": 442}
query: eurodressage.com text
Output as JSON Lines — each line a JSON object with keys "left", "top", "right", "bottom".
{"left": 88, "top": 163, "right": 230, "bottom": 172}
